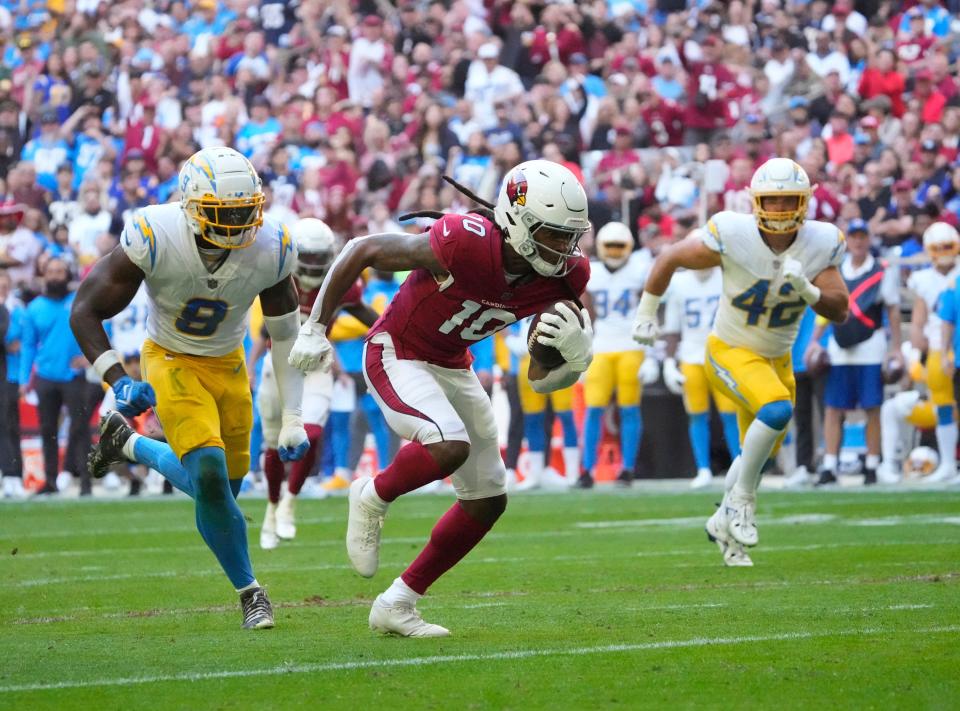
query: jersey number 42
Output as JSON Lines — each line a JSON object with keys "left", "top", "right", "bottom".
{"left": 731, "top": 280, "right": 805, "bottom": 329}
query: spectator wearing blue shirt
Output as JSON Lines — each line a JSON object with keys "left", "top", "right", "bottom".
{"left": 0, "top": 270, "right": 25, "bottom": 495}
{"left": 898, "top": 1, "right": 952, "bottom": 38}
{"left": 20, "top": 110, "right": 70, "bottom": 192}
{"left": 18, "top": 258, "right": 93, "bottom": 495}
{"left": 651, "top": 57, "right": 685, "bottom": 101}
{"left": 235, "top": 96, "right": 281, "bottom": 159}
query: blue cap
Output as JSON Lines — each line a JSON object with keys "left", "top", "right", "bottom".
{"left": 854, "top": 132, "right": 871, "bottom": 145}
{"left": 788, "top": 96, "right": 809, "bottom": 110}
{"left": 847, "top": 218, "right": 869, "bottom": 234}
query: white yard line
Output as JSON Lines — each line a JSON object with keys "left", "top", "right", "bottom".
{"left": 2, "top": 625, "right": 958, "bottom": 694}
{"left": 7, "top": 538, "right": 960, "bottom": 588}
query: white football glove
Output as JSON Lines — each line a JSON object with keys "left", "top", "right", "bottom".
{"left": 638, "top": 354, "right": 661, "bottom": 385}
{"left": 662, "top": 357, "right": 686, "bottom": 395}
{"left": 277, "top": 412, "right": 309, "bottom": 462}
{"left": 535, "top": 303, "right": 594, "bottom": 372}
{"left": 781, "top": 257, "right": 821, "bottom": 304}
{"left": 632, "top": 318, "right": 658, "bottom": 346}
{"left": 288, "top": 321, "right": 333, "bottom": 373}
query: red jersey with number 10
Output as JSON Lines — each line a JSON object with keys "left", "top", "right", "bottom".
{"left": 368, "top": 213, "right": 589, "bottom": 368}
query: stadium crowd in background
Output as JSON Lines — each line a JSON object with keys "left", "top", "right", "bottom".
{"left": 1, "top": 0, "right": 960, "bottom": 498}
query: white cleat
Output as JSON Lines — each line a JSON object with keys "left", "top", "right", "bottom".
{"left": 926, "top": 463, "right": 957, "bottom": 483}
{"left": 782, "top": 465, "right": 811, "bottom": 489}
{"left": 56, "top": 471, "right": 73, "bottom": 492}
{"left": 2, "top": 476, "right": 26, "bottom": 499}
{"left": 260, "top": 502, "right": 279, "bottom": 550}
{"left": 276, "top": 493, "right": 296, "bottom": 540}
{"left": 876, "top": 464, "right": 901, "bottom": 485}
{"left": 347, "top": 476, "right": 384, "bottom": 577}
{"left": 705, "top": 505, "right": 753, "bottom": 567}
{"left": 543, "top": 467, "right": 571, "bottom": 490}
{"left": 725, "top": 494, "right": 758, "bottom": 547}
{"left": 690, "top": 468, "right": 713, "bottom": 489}
{"left": 369, "top": 595, "right": 450, "bottom": 637}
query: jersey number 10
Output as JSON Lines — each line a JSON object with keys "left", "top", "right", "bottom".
{"left": 438, "top": 299, "right": 517, "bottom": 341}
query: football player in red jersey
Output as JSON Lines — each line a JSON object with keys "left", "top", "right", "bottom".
{"left": 290, "top": 160, "right": 594, "bottom": 637}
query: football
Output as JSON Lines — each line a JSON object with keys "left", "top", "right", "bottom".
{"left": 527, "top": 300, "right": 583, "bottom": 369}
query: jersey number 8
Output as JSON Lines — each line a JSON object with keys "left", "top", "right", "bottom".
{"left": 175, "top": 298, "right": 229, "bottom": 337}
{"left": 731, "top": 279, "right": 805, "bottom": 329}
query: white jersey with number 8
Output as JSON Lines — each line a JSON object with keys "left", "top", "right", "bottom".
{"left": 120, "top": 203, "right": 297, "bottom": 357}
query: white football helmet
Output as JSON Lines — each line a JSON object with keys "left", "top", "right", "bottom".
{"left": 750, "top": 158, "right": 812, "bottom": 235}
{"left": 595, "top": 221, "right": 633, "bottom": 269}
{"left": 494, "top": 159, "right": 590, "bottom": 277}
{"left": 292, "top": 218, "right": 336, "bottom": 290}
{"left": 903, "top": 446, "right": 939, "bottom": 478}
{"left": 923, "top": 221, "right": 960, "bottom": 268}
{"left": 179, "top": 147, "right": 264, "bottom": 249}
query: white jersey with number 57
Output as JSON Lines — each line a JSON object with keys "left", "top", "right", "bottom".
{"left": 702, "top": 211, "right": 845, "bottom": 358}
{"left": 663, "top": 267, "right": 722, "bottom": 366}
{"left": 120, "top": 203, "right": 297, "bottom": 357}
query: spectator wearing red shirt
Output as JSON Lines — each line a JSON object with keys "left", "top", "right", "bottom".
{"left": 930, "top": 53, "right": 958, "bottom": 101}
{"left": 825, "top": 111, "right": 855, "bottom": 167}
{"left": 122, "top": 102, "right": 165, "bottom": 174}
{"left": 680, "top": 36, "right": 736, "bottom": 144}
{"left": 895, "top": 9, "right": 936, "bottom": 65}
{"left": 912, "top": 69, "right": 947, "bottom": 124}
{"left": 638, "top": 89, "right": 685, "bottom": 148}
{"left": 858, "top": 48, "right": 906, "bottom": 118}
{"left": 594, "top": 123, "right": 641, "bottom": 192}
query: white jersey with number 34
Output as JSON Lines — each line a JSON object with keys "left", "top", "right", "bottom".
{"left": 587, "top": 251, "right": 651, "bottom": 353}
{"left": 120, "top": 203, "right": 297, "bottom": 357}
{"left": 701, "top": 211, "right": 845, "bottom": 358}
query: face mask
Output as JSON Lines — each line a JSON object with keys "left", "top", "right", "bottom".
{"left": 46, "top": 279, "right": 69, "bottom": 298}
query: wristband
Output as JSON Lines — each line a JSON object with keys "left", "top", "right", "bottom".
{"left": 93, "top": 350, "right": 122, "bottom": 381}
{"left": 795, "top": 281, "right": 821, "bottom": 305}
{"left": 636, "top": 291, "right": 661, "bottom": 319}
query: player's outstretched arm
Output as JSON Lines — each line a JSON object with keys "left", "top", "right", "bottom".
{"left": 806, "top": 266, "right": 849, "bottom": 323}
{"left": 70, "top": 247, "right": 157, "bottom": 417}
{"left": 633, "top": 233, "right": 721, "bottom": 345}
{"left": 261, "top": 275, "right": 310, "bottom": 460}
{"left": 70, "top": 247, "right": 145, "bottom": 386}
{"left": 305, "top": 232, "right": 441, "bottom": 330}
{"left": 290, "top": 233, "right": 442, "bottom": 372}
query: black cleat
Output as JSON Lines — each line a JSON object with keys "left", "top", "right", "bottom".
{"left": 863, "top": 468, "right": 877, "bottom": 486}
{"left": 573, "top": 472, "right": 594, "bottom": 489}
{"left": 815, "top": 469, "right": 838, "bottom": 487}
{"left": 88, "top": 412, "right": 135, "bottom": 479}
{"left": 240, "top": 586, "right": 275, "bottom": 629}
{"left": 615, "top": 469, "right": 634, "bottom": 487}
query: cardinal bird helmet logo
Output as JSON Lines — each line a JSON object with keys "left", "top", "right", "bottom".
{"left": 506, "top": 170, "right": 528, "bottom": 207}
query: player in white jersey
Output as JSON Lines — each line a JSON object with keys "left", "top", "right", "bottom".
{"left": 71, "top": 147, "right": 310, "bottom": 629}
{"left": 109, "top": 284, "right": 149, "bottom": 358}
{"left": 662, "top": 261, "right": 741, "bottom": 488}
{"left": 900, "top": 222, "right": 960, "bottom": 482}
{"left": 581, "top": 222, "right": 657, "bottom": 487}
{"left": 633, "top": 158, "right": 849, "bottom": 566}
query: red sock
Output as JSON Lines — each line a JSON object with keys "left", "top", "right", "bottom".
{"left": 264, "top": 448, "right": 284, "bottom": 504}
{"left": 373, "top": 442, "right": 444, "bottom": 502}
{"left": 401, "top": 502, "right": 492, "bottom": 594}
{"left": 288, "top": 424, "right": 323, "bottom": 496}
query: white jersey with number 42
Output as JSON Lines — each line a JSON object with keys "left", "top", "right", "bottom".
{"left": 663, "top": 267, "right": 722, "bottom": 366}
{"left": 120, "top": 203, "right": 297, "bottom": 357}
{"left": 702, "top": 211, "right": 845, "bottom": 358}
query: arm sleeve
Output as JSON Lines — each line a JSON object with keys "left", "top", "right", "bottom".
{"left": 119, "top": 212, "right": 158, "bottom": 276}
{"left": 263, "top": 309, "right": 304, "bottom": 416}
{"left": 529, "top": 361, "right": 581, "bottom": 394}
{"left": 701, "top": 218, "right": 724, "bottom": 254}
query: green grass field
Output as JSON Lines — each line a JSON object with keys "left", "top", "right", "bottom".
{"left": 2, "top": 487, "right": 959, "bottom": 710}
